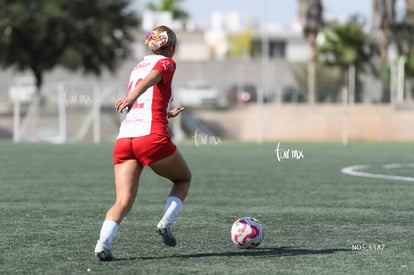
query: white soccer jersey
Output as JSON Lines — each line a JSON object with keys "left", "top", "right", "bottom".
{"left": 117, "top": 55, "right": 176, "bottom": 139}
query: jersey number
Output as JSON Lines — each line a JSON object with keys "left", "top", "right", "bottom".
{"left": 126, "top": 79, "right": 144, "bottom": 109}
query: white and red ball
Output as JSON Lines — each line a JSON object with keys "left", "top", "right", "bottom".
{"left": 230, "top": 217, "right": 264, "bottom": 249}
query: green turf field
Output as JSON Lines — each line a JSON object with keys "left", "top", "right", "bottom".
{"left": 0, "top": 141, "right": 413, "bottom": 274}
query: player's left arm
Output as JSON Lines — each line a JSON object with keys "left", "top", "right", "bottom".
{"left": 168, "top": 106, "right": 184, "bottom": 118}
{"left": 115, "top": 70, "right": 162, "bottom": 113}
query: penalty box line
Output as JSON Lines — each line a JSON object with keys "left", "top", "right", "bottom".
{"left": 341, "top": 163, "right": 414, "bottom": 182}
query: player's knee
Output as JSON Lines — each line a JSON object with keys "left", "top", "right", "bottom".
{"left": 173, "top": 172, "right": 191, "bottom": 187}
{"left": 185, "top": 168, "right": 192, "bottom": 182}
{"left": 173, "top": 166, "right": 191, "bottom": 183}
{"left": 115, "top": 198, "right": 134, "bottom": 212}
{"left": 183, "top": 169, "right": 192, "bottom": 184}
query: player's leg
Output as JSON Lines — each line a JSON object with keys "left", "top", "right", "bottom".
{"left": 150, "top": 149, "right": 191, "bottom": 246}
{"left": 95, "top": 159, "right": 142, "bottom": 260}
{"left": 150, "top": 149, "right": 191, "bottom": 200}
{"left": 107, "top": 159, "right": 143, "bottom": 222}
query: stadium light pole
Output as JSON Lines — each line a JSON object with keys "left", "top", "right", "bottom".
{"left": 58, "top": 83, "right": 67, "bottom": 143}
{"left": 397, "top": 56, "right": 406, "bottom": 104}
{"left": 342, "top": 85, "right": 349, "bottom": 146}
{"left": 13, "top": 99, "right": 20, "bottom": 143}
{"left": 93, "top": 87, "right": 101, "bottom": 144}
{"left": 258, "top": 0, "right": 270, "bottom": 144}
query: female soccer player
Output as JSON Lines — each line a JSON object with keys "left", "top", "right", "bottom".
{"left": 94, "top": 26, "right": 191, "bottom": 261}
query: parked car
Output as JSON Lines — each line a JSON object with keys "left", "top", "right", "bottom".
{"left": 175, "top": 80, "right": 219, "bottom": 108}
{"left": 8, "top": 76, "right": 37, "bottom": 103}
{"left": 226, "top": 84, "right": 257, "bottom": 105}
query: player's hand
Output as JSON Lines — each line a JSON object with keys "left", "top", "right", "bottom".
{"left": 168, "top": 106, "right": 184, "bottom": 118}
{"left": 115, "top": 97, "right": 134, "bottom": 113}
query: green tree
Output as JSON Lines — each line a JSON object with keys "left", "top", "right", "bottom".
{"left": 395, "top": 0, "right": 414, "bottom": 77}
{"left": 147, "top": 0, "right": 188, "bottom": 20}
{"left": 227, "top": 30, "right": 253, "bottom": 58}
{"left": 317, "top": 19, "right": 371, "bottom": 102}
{"left": 292, "top": 62, "right": 341, "bottom": 102}
{"left": 404, "top": 1, "right": 414, "bottom": 80}
{"left": 371, "top": 0, "right": 396, "bottom": 102}
{"left": 298, "top": 0, "right": 324, "bottom": 104}
{"left": 372, "top": 0, "right": 396, "bottom": 67}
{"left": 0, "top": 0, "right": 138, "bottom": 91}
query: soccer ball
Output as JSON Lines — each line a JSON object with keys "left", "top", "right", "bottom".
{"left": 230, "top": 217, "right": 264, "bottom": 249}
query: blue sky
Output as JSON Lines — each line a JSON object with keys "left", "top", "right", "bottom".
{"left": 134, "top": 0, "right": 378, "bottom": 26}
{"left": 134, "top": 0, "right": 408, "bottom": 28}
{"left": 182, "top": 0, "right": 371, "bottom": 25}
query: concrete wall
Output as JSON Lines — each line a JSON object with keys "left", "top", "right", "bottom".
{"left": 191, "top": 104, "right": 414, "bottom": 142}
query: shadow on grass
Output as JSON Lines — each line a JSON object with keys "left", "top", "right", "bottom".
{"left": 116, "top": 246, "right": 352, "bottom": 261}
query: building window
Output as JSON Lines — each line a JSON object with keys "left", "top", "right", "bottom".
{"left": 251, "top": 39, "right": 286, "bottom": 58}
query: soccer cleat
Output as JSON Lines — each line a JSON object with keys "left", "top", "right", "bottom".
{"left": 94, "top": 241, "right": 115, "bottom": 261}
{"left": 157, "top": 224, "right": 177, "bottom": 247}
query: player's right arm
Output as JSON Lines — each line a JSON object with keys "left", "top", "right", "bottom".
{"left": 115, "top": 70, "right": 162, "bottom": 113}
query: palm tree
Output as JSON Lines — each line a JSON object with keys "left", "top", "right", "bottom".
{"left": 298, "top": 0, "right": 324, "bottom": 104}
{"left": 147, "top": 0, "right": 189, "bottom": 20}
{"left": 380, "top": 0, "right": 414, "bottom": 103}
{"left": 405, "top": 0, "right": 414, "bottom": 79}
{"left": 318, "top": 19, "right": 371, "bottom": 102}
{"left": 372, "top": 0, "right": 396, "bottom": 67}
{"left": 371, "top": 0, "right": 396, "bottom": 102}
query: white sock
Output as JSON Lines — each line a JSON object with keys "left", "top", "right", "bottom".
{"left": 98, "top": 220, "right": 119, "bottom": 247}
{"left": 158, "top": 196, "right": 183, "bottom": 227}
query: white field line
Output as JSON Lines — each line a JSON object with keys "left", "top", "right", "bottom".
{"left": 341, "top": 163, "right": 414, "bottom": 182}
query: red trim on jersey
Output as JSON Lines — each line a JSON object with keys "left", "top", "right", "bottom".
{"left": 148, "top": 58, "right": 176, "bottom": 134}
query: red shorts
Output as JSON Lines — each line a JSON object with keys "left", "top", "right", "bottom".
{"left": 113, "top": 134, "right": 177, "bottom": 166}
